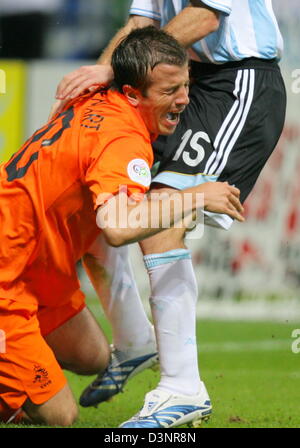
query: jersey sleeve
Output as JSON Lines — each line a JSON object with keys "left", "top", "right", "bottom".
{"left": 198, "top": 0, "right": 232, "bottom": 15}
{"left": 129, "top": 1, "right": 232, "bottom": 18}
{"left": 129, "top": 0, "right": 161, "bottom": 21}
{"left": 84, "top": 134, "right": 153, "bottom": 209}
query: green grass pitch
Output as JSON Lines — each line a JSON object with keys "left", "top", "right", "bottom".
{"left": 2, "top": 297, "right": 300, "bottom": 428}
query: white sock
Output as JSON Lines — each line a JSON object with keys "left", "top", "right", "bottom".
{"left": 85, "top": 236, "right": 155, "bottom": 354}
{"left": 144, "top": 249, "right": 202, "bottom": 396}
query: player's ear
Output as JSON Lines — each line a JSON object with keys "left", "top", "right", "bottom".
{"left": 123, "top": 85, "right": 139, "bottom": 106}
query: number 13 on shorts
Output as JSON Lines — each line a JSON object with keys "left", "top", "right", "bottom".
{"left": 0, "top": 329, "right": 6, "bottom": 353}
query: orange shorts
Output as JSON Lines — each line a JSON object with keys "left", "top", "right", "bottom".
{"left": 0, "top": 290, "right": 85, "bottom": 423}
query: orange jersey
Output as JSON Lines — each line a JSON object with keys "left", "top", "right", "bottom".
{"left": 0, "top": 88, "right": 153, "bottom": 307}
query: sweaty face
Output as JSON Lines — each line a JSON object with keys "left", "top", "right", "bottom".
{"left": 136, "top": 63, "right": 190, "bottom": 137}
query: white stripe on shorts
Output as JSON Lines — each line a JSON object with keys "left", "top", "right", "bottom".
{"left": 204, "top": 69, "right": 255, "bottom": 176}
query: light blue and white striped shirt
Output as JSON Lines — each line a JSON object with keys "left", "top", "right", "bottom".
{"left": 129, "top": 0, "right": 283, "bottom": 64}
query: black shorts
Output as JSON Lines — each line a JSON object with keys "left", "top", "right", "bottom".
{"left": 152, "top": 58, "right": 287, "bottom": 228}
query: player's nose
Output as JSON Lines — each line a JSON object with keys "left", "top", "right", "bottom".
{"left": 175, "top": 85, "right": 190, "bottom": 107}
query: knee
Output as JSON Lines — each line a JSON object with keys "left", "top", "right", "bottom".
{"left": 65, "top": 344, "right": 111, "bottom": 376}
{"left": 41, "top": 403, "right": 78, "bottom": 427}
{"left": 23, "top": 386, "right": 79, "bottom": 427}
{"left": 82, "top": 344, "right": 111, "bottom": 375}
{"left": 53, "top": 405, "right": 78, "bottom": 427}
{"left": 23, "top": 402, "right": 78, "bottom": 427}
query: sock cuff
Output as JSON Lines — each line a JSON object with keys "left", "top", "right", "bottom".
{"left": 143, "top": 248, "right": 191, "bottom": 269}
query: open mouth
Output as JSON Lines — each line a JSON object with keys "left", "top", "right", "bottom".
{"left": 165, "top": 112, "right": 180, "bottom": 125}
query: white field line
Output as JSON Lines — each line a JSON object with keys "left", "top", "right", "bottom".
{"left": 199, "top": 339, "right": 289, "bottom": 352}
{"left": 197, "top": 299, "right": 300, "bottom": 322}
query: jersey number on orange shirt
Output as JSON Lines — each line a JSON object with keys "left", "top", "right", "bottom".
{"left": 6, "top": 107, "right": 74, "bottom": 182}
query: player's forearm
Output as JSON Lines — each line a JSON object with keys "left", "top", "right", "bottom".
{"left": 96, "top": 189, "right": 201, "bottom": 247}
{"left": 97, "top": 182, "right": 244, "bottom": 247}
{"left": 164, "top": 3, "right": 220, "bottom": 47}
{"left": 97, "top": 15, "right": 158, "bottom": 65}
{"left": 97, "top": 25, "right": 131, "bottom": 65}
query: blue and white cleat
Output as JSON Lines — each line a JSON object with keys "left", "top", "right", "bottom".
{"left": 119, "top": 384, "right": 212, "bottom": 428}
{"left": 80, "top": 344, "right": 158, "bottom": 407}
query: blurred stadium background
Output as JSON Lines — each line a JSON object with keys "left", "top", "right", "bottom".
{"left": 1, "top": 0, "right": 300, "bottom": 321}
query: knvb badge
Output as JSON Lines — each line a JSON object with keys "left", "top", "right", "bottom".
{"left": 0, "top": 69, "right": 6, "bottom": 94}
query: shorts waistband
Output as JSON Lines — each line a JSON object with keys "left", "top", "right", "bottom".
{"left": 190, "top": 57, "right": 279, "bottom": 75}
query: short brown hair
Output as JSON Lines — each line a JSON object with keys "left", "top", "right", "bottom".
{"left": 111, "top": 26, "right": 188, "bottom": 95}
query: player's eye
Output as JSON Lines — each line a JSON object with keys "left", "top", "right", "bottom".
{"left": 164, "top": 87, "right": 177, "bottom": 95}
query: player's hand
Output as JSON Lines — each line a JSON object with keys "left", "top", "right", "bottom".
{"left": 48, "top": 65, "right": 114, "bottom": 121}
{"left": 55, "top": 64, "right": 114, "bottom": 100}
{"left": 48, "top": 99, "right": 68, "bottom": 121}
{"left": 200, "top": 181, "right": 245, "bottom": 222}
